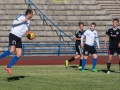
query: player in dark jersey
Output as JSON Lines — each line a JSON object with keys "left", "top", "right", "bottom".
{"left": 65, "top": 22, "right": 84, "bottom": 69}
{"left": 104, "top": 18, "right": 120, "bottom": 74}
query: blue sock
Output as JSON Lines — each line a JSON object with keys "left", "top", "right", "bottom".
{"left": 7, "top": 56, "right": 19, "bottom": 68}
{"left": 82, "top": 58, "right": 86, "bottom": 70}
{"left": 0, "top": 50, "right": 11, "bottom": 59}
{"left": 92, "top": 58, "right": 97, "bottom": 69}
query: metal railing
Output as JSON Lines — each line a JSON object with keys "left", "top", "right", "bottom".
{"left": 8, "top": 42, "right": 109, "bottom": 56}
{"left": 8, "top": 43, "right": 76, "bottom": 56}
{"left": 28, "top": 0, "right": 75, "bottom": 42}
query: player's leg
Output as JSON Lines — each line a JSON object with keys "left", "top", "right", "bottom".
{"left": 92, "top": 54, "right": 98, "bottom": 72}
{"left": 116, "top": 48, "right": 120, "bottom": 72}
{"left": 7, "top": 48, "right": 21, "bottom": 68}
{"left": 65, "top": 55, "right": 80, "bottom": 68}
{"left": 118, "top": 55, "right": 120, "bottom": 72}
{"left": 80, "top": 55, "right": 88, "bottom": 72}
{"left": 78, "top": 54, "right": 83, "bottom": 69}
{"left": 0, "top": 34, "right": 16, "bottom": 59}
{"left": 107, "top": 55, "right": 112, "bottom": 74}
{"left": 80, "top": 44, "right": 89, "bottom": 72}
{"left": 78, "top": 47, "right": 84, "bottom": 68}
{"left": 107, "top": 48, "right": 114, "bottom": 74}
{"left": 91, "top": 46, "right": 98, "bottom": 72}
{"left": 65, "top": 44, "right": 80, "bottom": 67}
{"left": 5, "top": 39, "right": 22, "bottom": 75}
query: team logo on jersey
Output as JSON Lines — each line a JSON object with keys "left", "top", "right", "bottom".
{"left": 111, "top": 34, "right": 116, "bottom": 37}
{"left": 79, "top": 34, "right": 81, "bottom": 37}
{"left": 94, "top": 33, "right": 96, "bottom": 35}
{"left": 116, "top": 32, "right": 119, "bottom": 34}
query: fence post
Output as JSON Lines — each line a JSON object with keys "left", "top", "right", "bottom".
{"left": 8, "top": 44, "right": 10, "bottom": 56}
{"left": 58, "top": 44, "right": 60, "bottom": 56}
{"left": 22, "top": 44, "right": 24, "bottom": 56}
{"left": 28, "top": 0, "right": 30, "bottom": 9}
{"left": 59, "top": 31, "right": 62, "bottom": 41}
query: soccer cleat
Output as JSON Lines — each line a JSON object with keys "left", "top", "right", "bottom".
{"left": 91, "top": 68, "right": 98, "bottom": 72}
{"left": 107, "top": 71, "right": 110, "bottom": 74}
{"left": 65, "top": 60, "right": 69, "bottom": 68}
{"left": 80, "top": 69, "right": 86, "bottom": 72}
{"left": 5, "top": 67, "right": 12, "bottom": 75}
{"left": 78, "top": 66, "right": 82, "bottom": 69}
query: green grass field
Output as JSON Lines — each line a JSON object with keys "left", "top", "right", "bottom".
{"left": 0, "top": 65, "right": 120, "bottom": 90}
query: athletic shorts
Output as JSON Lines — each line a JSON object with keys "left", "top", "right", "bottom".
{"left": 83, "top": 44, "right": 97, "bottom": 56}
{"left": 108, "top": 47, "right": 120, "bottom": 55}
{"left": 75, "top": 44, "right": 83, "bottom": 55}
{"left": 9, "top": 33, "right": 22, "bottom": 48}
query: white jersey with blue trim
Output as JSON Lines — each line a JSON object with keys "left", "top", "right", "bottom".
{"left": 10, "top": 14, "right": 30, "bottom": 38}
{"left": 82, "top": 29, "right": 99, "bottom": 46}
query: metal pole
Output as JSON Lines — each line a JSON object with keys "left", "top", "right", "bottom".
{"left": 42, "top": 15, "right": 45, "bottom": 25}
{"left": 28, "top": 0, "right": 30, "bottom": 9}
{"left": 22, "top": 44, "right": 24, "bottom": 56}
{"left": 58, "top": 44, "right": 60, "bottom": 56}
{"left": 59, "top": 31, "right": 62, "bottom": 41}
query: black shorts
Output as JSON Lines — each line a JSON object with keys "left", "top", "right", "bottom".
{"left": 9, "top": 33, "right": 22, "bottom": 48}
{"left": 75, "top": 44, "right": 83, "bottom": 55}
{"left": 83, "top": 44, "right": 97, "bottom": 56}
{"left": 108, "top": 47, "right": 120, "bottom": 55}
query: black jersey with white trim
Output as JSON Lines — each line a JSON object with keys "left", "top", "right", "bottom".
{"left": 73, "top": 30, "right": 85, "bottom": 45}
{"left": 106, "top": 27, "right": 120, "bottom": 48}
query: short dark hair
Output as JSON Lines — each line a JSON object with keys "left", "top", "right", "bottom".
{"left": 78, "top": 22, "right": 84, "bottom": 26}
{"left": 25, "top": 9, "right": 33, "bottom": 15}
{"left": 91, "top": 22, "right": 96, "bottom": 26}
{"left": 113, "top": 18, "right": 119, "bottom": 23}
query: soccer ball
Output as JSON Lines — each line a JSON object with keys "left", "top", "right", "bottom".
{"left": 27, "top": 32, "right": 35, "bottom": 40}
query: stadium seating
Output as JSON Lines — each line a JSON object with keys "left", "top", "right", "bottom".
{"left": 0, "top": 0, "right": 119, "bottom": 55}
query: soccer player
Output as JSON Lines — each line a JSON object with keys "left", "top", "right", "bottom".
{"left": 65, "top": 22, "right": 84, "bottom": 69}
{"left": 104, "top": 18, "right": 120, "bottom": 74}
{"left": 0, "top": 9, "right": 33, "bottom": 75}
{"left": 80, "top": 22, "right": 100, "bottom": 72}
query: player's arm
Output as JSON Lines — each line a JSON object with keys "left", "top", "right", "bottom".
{"left": 96, "top": 37, "right": 100, "bottom": 50}
{"left": 73, "top": 31, "right": 80, "bottom": 40}
{"left": 13, "top": 15, "right": 28, "bottom": 25}
{"left": 95, "top": 32, "right": 100, "bottom": 50}
{"left": 81, "top": 31, "right": 87, "bottom": 48}
{"left": 104, "top": 35, "right": 109, "bottom": 48}
{"left": 104, "top": 29, "right": 109, "bottom": 48}
{"left": 73, "top": 35, "right": 80, "bottom": 40}
{"left": 25, "top": 22, "right": 30, "bottom": 35}
{"left": 81, "top": 35, "right": 84, "bottom": 48}
{"left": 118, "top": 31, "right": 120, "bottom": 48}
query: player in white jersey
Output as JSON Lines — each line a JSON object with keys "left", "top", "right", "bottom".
{"left": 0, "top": 9, "right": 33, "bottom": 75}
{"left": 80, "top": 22, "right": 100, "bottom": 72}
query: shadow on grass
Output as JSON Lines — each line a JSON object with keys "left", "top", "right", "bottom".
{"left": 69, "top": 66, "right": 78, "bottom": 68}
{"left": 100, "top": 69, "right": 115, "bottom": 73}
{"left": 7, "top": 76, "right": 27, "bottom": 82}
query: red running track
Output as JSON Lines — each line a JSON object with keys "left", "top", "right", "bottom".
{"left": 0, "top": 56, "right": 119, "bottom": 65}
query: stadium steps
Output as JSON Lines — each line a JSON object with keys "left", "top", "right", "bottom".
{"left": 96, "top": 0, "right": 120, "bottom": 19}
{"left": 0, "top": 20, "right": 113, "bottom": 26}
{"left": 0, "top": 0, "right": 117, "bottom": 55}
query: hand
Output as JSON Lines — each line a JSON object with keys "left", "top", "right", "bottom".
{"left": 22, "top": 19, "right": 28, "bottom": 23}
{"left": 26, "top": 30, "right": 29, "bottom": 35}
{"left": 103, "top": 44, "right": 107, "bottom": 49}
{"left": 118, "top": 43, "right": 120, "bottom": 48}
{"left": 81, "top": 44, "right": 84, "bottom": 48}
{"left": 98, "top": 47, "right": 100, "bottom": 50}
